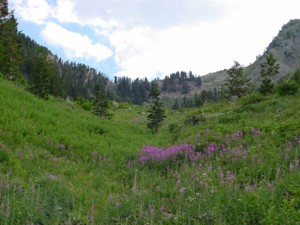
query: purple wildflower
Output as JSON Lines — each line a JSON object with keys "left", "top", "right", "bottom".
{"left": 57, "top": 143, "right": 66, "bottom": 150}
{"left": 295, "top": 157, "right": 299, "bottom": 168}
{"left": 190, "top": 174, "right": 196, "bottom": 181}
{"left": 297, "top": 136, "right": 300, "bottom": 145}
{"left": 250, "top": 128, "right": 261, "bottom": 136}
{"left": 50, "top": 156, "right": 57, "bottom": 161}
{"left": 139, "top": 143, "right": 196, "bottom": 163}
{"left": 204, "top": 143, "right": 218, "bottom": 155}
{"left": 232, "top": 131, "right": 243, "bottom": 140}
{"left": 199, "top": 180, "right": 206, "bottom": 189}
{"left": 132, "top": 173, "right": 138, "bottom": 193}
{"left": 225, "top": 134, "right": 231, "bottom": 145}
{"left": 89, "top": 215, "right": 95, "bottom": 223}
{"left": 225, "top": 171, "right": 235, "bottom": 184}
{"left": 245, "top": 184, "right": 256, "bottom": 192}
{"left": 148, "top": 204, "right": 155, "bottom": 216}
{"left": 92, "top": 151, "right": 98, "bottom": 157}
{"left": 207, "top": 164, "right": 212, "bottom": 172}
{"left": 179, "top": 187, "right": 185, "bottom": 194}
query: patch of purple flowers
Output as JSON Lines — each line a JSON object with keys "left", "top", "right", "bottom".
{"left": 232, "top": 131, "right": 243, "bottom": 140}
{"left": 139, "top": 143, "right": 201, "bottom": 163}
{"left": 204, "top": 143, "right": 218, "bottom": 155}
{"left": 250, "top": 128, "right": 261, "bottom": 136}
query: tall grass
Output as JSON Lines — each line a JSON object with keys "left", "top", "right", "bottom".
{"left": 0, "top": 78, "right": 299, "bottom": 224}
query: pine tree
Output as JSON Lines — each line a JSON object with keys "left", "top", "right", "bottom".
{"left": 147, "top": 82, "right": 165, "bottom": 133}
{"left": 172, "top": 98, "right": 180, "bottom": 110}
{"left": 0, "top": 1, "right": 22, "bottom": 81}
{"left": 93, "top": 85, "right": 111, "bottom": 118}
{"left": 223, "top": 61, "right": 253, "bottom": 99}
{"left": 194, "top": 93, "right": 202, "bottom": 107}
{"left": 30, "top": 47, "right": 62, "bottom": 98}
{"left": 259, "top": 52, "right": 280, "bottom": 95}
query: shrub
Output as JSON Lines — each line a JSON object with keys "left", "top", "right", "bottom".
{"left": 168, "top": 123, "right": 180, "bottom": 134}
{"left": 185, "top": 111, "right": 206, "bottom": 125}
{"left": 76, "top": 97, "right": 93, "bottom": 111}
{"left": 240, "top": 93, "right": 264, "bottom": 106}
{"left": 277, "top": 81, "right": 298, "bottom": 96}
{"left": 291, "top": 69, "right": 300, "bottom": 84}
{"left": 218, "top": 114, "right": 241, "bottom": 124}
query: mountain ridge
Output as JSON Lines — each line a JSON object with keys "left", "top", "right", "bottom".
{"left": 17, "top": 19, "right": 300, "bottom": 103}
{"left": 199, "top": 19, "right": 300, "bottom": 90}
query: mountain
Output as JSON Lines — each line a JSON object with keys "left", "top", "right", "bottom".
{"left": 245, "top": 19, "right": 300, "bottom": 81}
{"left": 200, "top": 19, "right": 300, "bottom": 89}
{"left": 12, "top": 19, "right": 300, "bottom": 105}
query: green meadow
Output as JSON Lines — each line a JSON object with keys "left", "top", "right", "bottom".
{"left": 0, "top": 76, "right": 300, "bottom": 224}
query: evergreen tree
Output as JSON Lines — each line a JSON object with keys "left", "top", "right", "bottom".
{"left": 195, "top": 76, "right": 202, "bottom": 87}
{"left": 30, "top": 47, "right": 62, "bottom": 98}
{"left": 194, "top": 93, "right": 202, "bottom": 107}
{"left": 181, "top": 79, "right": 189, "bottom": 94}
{"left": 182, "top": 96, "right": 194, "bottom": 108}
{"left": 0, "top": 1, "right": 22, "bottom": 81}
{"left": 259, "top": 52, "right": 280, "bottom": 95}
{"left": 223, "top": 61, "right": 253, "bottom": 99}
{"left": 93, "top": 85, "right": 111, "bottom": 118}
{"left": 172, "top": 98, "right": 180, "bottom": 110}
{"left": 194, "top": 91, "right": 208, "bottom": 107}
{"left": 147, "top": 81, "right": 165, "bottom": 133}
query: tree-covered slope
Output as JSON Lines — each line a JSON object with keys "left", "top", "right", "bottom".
{"left": 19, "top": 33, "right": 109, "bottom": 99}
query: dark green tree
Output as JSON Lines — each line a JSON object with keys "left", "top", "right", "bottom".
{"left": 30, "top": 47, "right": 62, "bottom": 98}
{"left": 195, "top": 76, "right": 202, "bottom": 87}
{"left": 182, "top": 95, "right": 193, "bottom": 108}
{"left": 223, "top": 61, "right": 253, "bottom": 99}
{"left": 93, "top": 85, "right": 111, "bottom": 118}
{"left": 147, "top": 81, "right": 165, "bottom": 133}
{"left": 259, "top": 52, "right": 280, "bottom": 95}
{"left": 172, "top": 98, "right": 180, "bottom": 110}
{"left": 194, "top": 93, "right": 203, "bottom": 107}
{"left": 0, "top": 1, "right": 22, "bottom": 81}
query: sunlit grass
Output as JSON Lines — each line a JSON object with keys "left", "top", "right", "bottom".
{"left": 0, "top": 77, "right": 299, "bottom": 224}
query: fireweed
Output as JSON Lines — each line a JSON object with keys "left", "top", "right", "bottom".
{"left": 137, "top": 128, "right": 263, "bottom": 166}
{"left": 138, "top": 143, "right": 201, "bottom": 164}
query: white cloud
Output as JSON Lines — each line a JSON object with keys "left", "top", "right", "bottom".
{"left": 53, "top": 0, "right": 120, "bottom": 29}
{"left": 72, "top": 0, "right": 223, "bottom": 28}
{"left": 105, "top": 0, "right": 300, "bottom": 79}
{"left": 11, "top": 0, "right": 300, "bottom": 79}
{"left": 41, "top": 22, "right": 113, "bottom": 62}
{"left": 11, "top": 0, "right": 51, "bottom": 25}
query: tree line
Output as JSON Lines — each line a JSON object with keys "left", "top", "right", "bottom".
{"left": 162, "top": 71, "right": 202, "bottom": 94}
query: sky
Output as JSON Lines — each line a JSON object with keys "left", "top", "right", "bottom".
{"left": 9, "top": 0, "right": 300, "bottom": 80}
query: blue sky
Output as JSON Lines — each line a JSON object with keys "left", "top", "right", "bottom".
{"left": 10, "top": 0, "right": 300, "bottom": 80}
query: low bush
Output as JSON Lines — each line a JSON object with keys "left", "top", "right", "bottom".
{"left": 277, "top": 81, "right": 298, "bottom": 96}
{"left": 185, "top": 111, "right": 206, "bottom": 125}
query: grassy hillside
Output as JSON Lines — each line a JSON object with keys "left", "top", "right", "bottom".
{"left": 0, "top": 76, "right": 300, "bottom": 224}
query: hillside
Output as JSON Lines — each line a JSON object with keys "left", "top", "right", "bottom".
{"left": 245, "top": 19, "right": 300, "bottom": 82}
{"left": 1, "top": 76, "right": 300, "bottom": 224}
{"left": 19, "top": 33, "right": 109, "bottom": 99}
{"left": 200, "top": 19, "right": 300, "bottom": 89}
{"left": 15, "top": 19, "right": 300, "bottom": 105}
